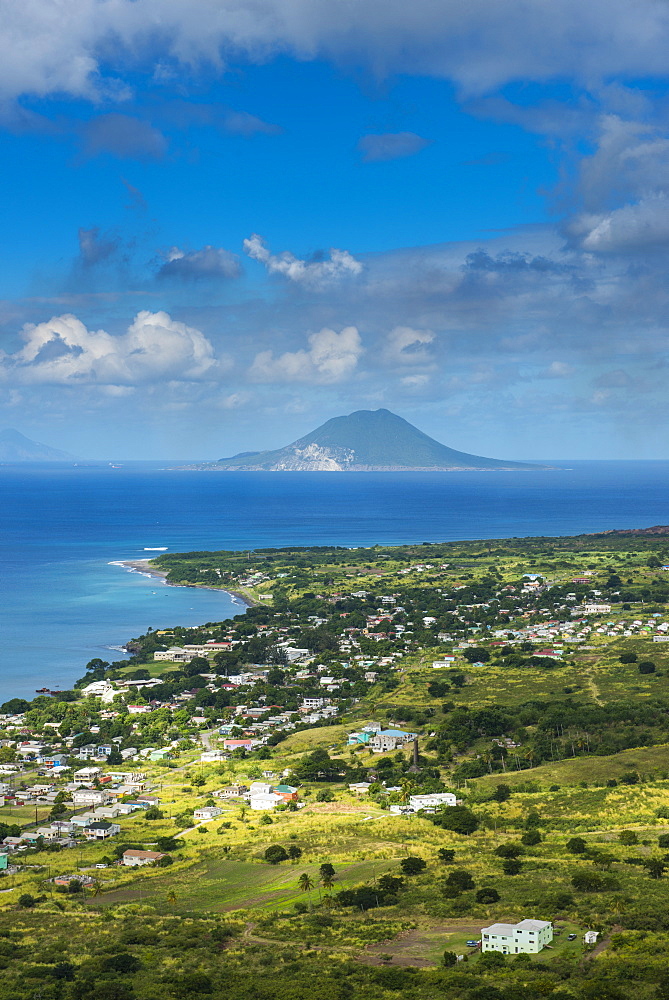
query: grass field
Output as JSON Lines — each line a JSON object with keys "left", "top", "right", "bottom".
{"left": 94, "top": 856, "right": 399, "bottom": 913}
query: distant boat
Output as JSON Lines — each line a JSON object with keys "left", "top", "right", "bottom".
{"left": 144, "top": 547, "right": 168, "bottom": 551}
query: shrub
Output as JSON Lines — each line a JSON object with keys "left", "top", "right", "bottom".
{"left": 430, "top": 805, "right": 479, "bottom": 835}
{"left": 619, "top": 830, "right": 639, "bottom": 845}
{"left": 287, "top": 845, "right": 302, "bottom": 860}
{"left": 102, "top": 953, "right": 141, "bottom": 974}
{"left": 17, "top": 894, "right": 35, "bottom": 908}
{"left": 264, "top": 845, "right": 289, "bottom": 864}
{"left": 494, "top": 843, "right": 524, "bottom": 858}
{"left": 400, "top": 856, "right": 427, "bottom": 875}
{"left": 445, "top": 869, "right": 475, "bottom": 892}
{"left": 638, "top": 661, "right": 656, "bottom": 674}
{"left": 476, "top": 888, "right": 500, "bottom": 904}
{"left": 442, "top": 950, "right": 458, "bottom": 967}
{"left": 658, "top": 835, "right": 669, "bottom": 849}
{"left": 521, "top": 830, "right": 541, "bottom": 846}
{"left": 502, "top": 858, "right": 522, "bottom": 875}
{"left": 316, "top": 789, "right": 334, "bottom": 802}
{"left": 144, "top": 806, "right": 164, "bottom": 820}
{"left": 438, "top": 848, "right": 456, "bottom": 864}
{"left": 619, "top": 653, "right": 638, "bottom": 663}
{"left": 491, "top": 784, "right": 511, "bottom": 802}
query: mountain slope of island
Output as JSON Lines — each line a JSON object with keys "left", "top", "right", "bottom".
{"left": 212, "top": 408, "right": 540, "bottom": 471}
{"left": 0, "top": 429, "right": 76, "bottom": 462}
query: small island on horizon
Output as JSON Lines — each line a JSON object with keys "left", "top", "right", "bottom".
{"left": 192, "top": 408, "right": 543, "bottom": 472}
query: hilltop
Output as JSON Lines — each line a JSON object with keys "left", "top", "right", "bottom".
{"left": 0, "top": 429, "right": 75, "bottom": 462}
{"left": 213, "top": 408, "right": 538, "bottom": 471}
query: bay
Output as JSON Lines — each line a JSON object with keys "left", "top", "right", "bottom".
{"left": 1, "top": 460, "right": 669, "bottom": 698}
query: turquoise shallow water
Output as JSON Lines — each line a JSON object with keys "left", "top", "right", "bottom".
{"left": 2, "top": 460, "right": 669, "bottom": 698}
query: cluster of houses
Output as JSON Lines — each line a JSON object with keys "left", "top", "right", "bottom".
{"left": 347, "top": 725, "right": 417, "bottom": 752}
{"left": 213, "top": 779, "right": 299, "bottom": 811}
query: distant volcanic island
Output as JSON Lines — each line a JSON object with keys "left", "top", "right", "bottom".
{"left": 0, "top": 429, "right": 76, "bottom": 462}
{"left": 197, "top": 409, "right": 543, "bottom": 472}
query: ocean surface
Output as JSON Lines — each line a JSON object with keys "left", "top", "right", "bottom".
{"left": 2, "top": 460, "right": 669, "bottom": 699}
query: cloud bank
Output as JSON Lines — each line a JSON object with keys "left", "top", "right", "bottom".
{"left": 1, "top": 311, "right": 222, "bottom": 385}
{"left": 6, "top": 1, "right": 669, "bottom": 104}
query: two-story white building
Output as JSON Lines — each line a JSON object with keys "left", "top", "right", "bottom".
{"left": 409, "top": 792, "right": 457, "bottom": 811}
{"left": 481, "top": 919, "right": 553, "bottom": 955}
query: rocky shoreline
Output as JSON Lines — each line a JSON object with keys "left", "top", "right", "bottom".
{"left": 117, "top": 559, "right": 256, "bottom": 607}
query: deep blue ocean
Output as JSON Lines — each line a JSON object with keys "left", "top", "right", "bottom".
{"left": 2, "top": 461, "right": 669, "bottom": 699}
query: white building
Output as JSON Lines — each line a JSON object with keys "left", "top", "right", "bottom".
{"left": 408, "top": 792, "right": 457, "bottom": 811}
{"left": 122, "top": 850, "right": 166, "bottom": 867}
{"left": 72, "top": 789, "right": 112, "bottom": 808}
{"left": 249, "top": 792, "right": 283, "bottom": 810}
{"left": 193, "top": 806, "right": 222, "bottom": 821}
{"left": 584, "top": 930, "right": 599, "bottom": 945}
{"left": 481, "top": 919, "right": 553, "bottom": 955}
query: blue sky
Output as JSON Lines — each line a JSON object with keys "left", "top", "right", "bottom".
{"left": 2, "top": 1, "right": 669, "bottom": 459}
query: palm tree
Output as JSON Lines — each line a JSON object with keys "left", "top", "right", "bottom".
{"left": 320, "top": 873, "right": 335, "bottom": 893}
{"left": 400, "top": 780, "right": 415, "bottom": 806}
{"left": 167, "top": 889, "right": 177, "bottom": 905}
{"left": 89, "top": 880, "right": 102, "bottom": 897}
{"left": 297, "top": 872, "right": 314, "bottom": 893}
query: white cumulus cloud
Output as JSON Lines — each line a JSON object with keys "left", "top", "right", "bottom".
{"left": 384, "top": 326, "right": 435, "bottom": 365}
{"left": 243, "top": 234, "right": 362, "bottom": 288}
{"left": 248, "top": 326, "right": 363, "bottom": 383}
{"left": 0, "top": 310, "right": 223, "bottom": 385}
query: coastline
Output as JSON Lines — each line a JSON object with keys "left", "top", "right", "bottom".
{"left": 115, "top": 559, "right": 257, "bottom": 608}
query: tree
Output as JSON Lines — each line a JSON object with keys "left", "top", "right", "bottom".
{"left": 494, "top": 843, "right": 524, "bottom": 859}
{"left": 265, "top": 845, "right": 289, "bottom": 864}
{"left": 638, "top": 661, "right": 656, "bottom": 674}
{"left": 18, "top": 894, "right": 35, "bottom": 908}
{"left": 316, "top": 788, "right": 334, "bottom": 802}
{"left": 442, "top": 950, "right": 458, "bottom": 967}
{"left": 445, "top": 869, "right": 475, "bottom": 892}
{"left": 476, "top": 887, "right": 500, "bottom": 903}
{"left": 144, "top": 806, "right": 164, "bottom": 820}
{"left": 572, "top": 871, "right": 606, "bottom": 892}
{"left": 645, "top": 859, "right": 666, "bottom": 879}
{"left": 438, "top": 848, "right": 455, "bottom": 864}
{"left": 103, "top": 953, "right": 141, "bottom": 974}
{"left": 167, "top": 889, "right": 177, "bottom": 905}
{"left": 106, "top": 747, "right": 123, "bottom": 765}
{"left": 566, "top": 837, "right": 587, "bottom": 854}
{"left": 502, "top": 858, "right": 522, "bottom": 875}
{"left": 619, "top": 830, "right": 638, "bottom": 845}
{"left": 463, "top": 647, "right": 490, "bottom": 663}
{"left": 659, "top": 834, "right": 669, "bottom": 849}
{"left": 321, "top": 873, "right": 336, "bottom": 892}
{"left": 1, "top": 699, "right": 29, "bottom": 715}
{"left": 521, "top": 830, "right": 541, "bottom": 846}
{"left": 319, "top": 863, "right": 335, "bottom": 880}
{"left": 400, "top": 856, "right": 427, "bottom": 875}
{"left": 431, "top": 805, "right": 479, "bottom": 835}
{"left": 492, "top": 784, "right": 511, "bottom": 802}
{"left": 287, "top": 845, "right": 303, "bottom": 860}
{"left": 619, "top": 652, "right": 638, "bottom": 664}
{"left": 298, "top": 872, "right": 314, "bottom": 892}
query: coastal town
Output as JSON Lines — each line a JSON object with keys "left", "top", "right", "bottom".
{"left": 0, "top": 533, "right": 668, "bottom": 994}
